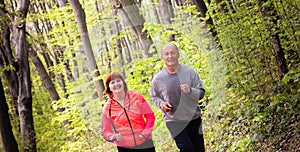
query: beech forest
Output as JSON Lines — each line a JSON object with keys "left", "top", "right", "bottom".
{"left": 0, "top": 0, "right": 299, "bottom": 151}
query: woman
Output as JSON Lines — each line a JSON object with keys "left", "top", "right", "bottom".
{"left": 101, "top": 72, "right": 156, "bottom": 152}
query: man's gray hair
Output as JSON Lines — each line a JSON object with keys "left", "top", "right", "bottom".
{"left": 161, "top": 44, "right": 179, "bottom": 54}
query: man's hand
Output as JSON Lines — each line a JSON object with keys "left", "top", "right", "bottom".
{"left": 162, "top": 102, "right": 172, "bottom": 112}
{"left": 180, "top": 84, "right": 191, "bottom": 94}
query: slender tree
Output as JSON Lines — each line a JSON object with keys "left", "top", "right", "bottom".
{"left": 159, "top": 0, "right": 174, "bottom": 24}
{"left": 94, "top": 1, "right": 112, "bottom": 71}
{"left": 69, "top": 0, "right": 105, "bottom": 100}
{"left": 12, "top": 0, "right": 37, "bottom": 151}
{"left": 0, "top": 0, "right": 19, "bottom": 117}
{"left": 258, "top": 0, "right": 289, "bottom": 79}
{"left": 192, "top": 0, "right": 218, "bottom": 38}
{"left": 113, "top": 14, "right": 126, "bottom": 76}
{"left": 122, "top": 37, "right": 132, "bottom": 63}
{"left": 28, "top": 47, "right": 60, "bottom": 101}
{"left": 0, "top": 74, "right": 19, "bottom": 152}
{"left": 149, "top": 0, "right": 160, "bottom": 24}
{"left": 110, "top": 0, "right": 157, "bottom": 57}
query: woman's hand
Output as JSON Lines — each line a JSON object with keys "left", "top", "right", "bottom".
{"left": 139, "top": 134, "right": 146, "bottom": 140}
{"left": 116, "top": 133, "right": 122, "bottom": 141}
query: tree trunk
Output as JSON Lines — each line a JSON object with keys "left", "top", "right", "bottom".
{"left": 69, "top": 0, "right": 105, "bottom": 100}
{"left": 110, "top": 0, "right": 157, "bottom": 57}
{"left": 149, "top": 0, "right": 160, "bottom": 24}
{"left": 57, "top": 0, "right": 66, "bottom": 7}
{"left": 72, "top": 52, "right": 79, "bottom": 79}
{"left": 41, "top": 47, "right": 56, "bottom": 78}
{"left": 94, "top": 2, "right": 112, "bottom": 71}
{"left": 158, "top": 0, "right": 176, "bottom": 41}
{"left": 13, "top": 0, "right": 37, "bottom": 151}
{"left": 258, "top": 0, "right": 289, "bottom": 79}
{"left": 28, "top": 48, "right": 60, "bottom": 101}
{"left": 0, "top": 18, "right": 19, "bottom": 117}
{"left": 159, "top": 0, "right": 174, "bottom": 24}
{"left": 52, "top": 51, "right": 68, "bottom": 98}
{"left": 122, "top": 38, "right": 132, "bottom": 64}
{"left": 55, "top": 47, "right": 75, "bottom": 82}
{"left": 192, "top": 0, "right": 219, "bottom": 40}
{"left": 102, "top": 38, "right": 112, "bottom": 71}
{"left": 113, "top": 10, "right": 126, "bottom": 76}
{"left": 175, "top": 0, "right": 184, "bottom": 7}
{"left": 0, "top": 78, "right": 19, "bottom": 152}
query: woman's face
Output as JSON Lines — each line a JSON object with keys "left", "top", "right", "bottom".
{"left": 109, "top": 78, "right": 124, "bottom": 94}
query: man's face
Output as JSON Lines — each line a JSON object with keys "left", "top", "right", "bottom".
{"left": 161, "top": 45, "right": 180, "bottom": 67}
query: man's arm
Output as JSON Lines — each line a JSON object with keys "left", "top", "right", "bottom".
{"left": 150, "top": 79, "right": 165, "bottom": 108}
{"left": 185, "top": 68, "right": 205, "bottom": 101}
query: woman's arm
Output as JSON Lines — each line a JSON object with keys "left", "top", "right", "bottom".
{"left": 139, "top": 97, "right": 155, "bottom": 139}
{"left": 101, "top": 105, "right": 117, "bottom": 142}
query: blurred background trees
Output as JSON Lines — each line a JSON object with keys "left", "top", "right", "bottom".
{"left": 0, "top": 0, "right": 299, "bottom": 151}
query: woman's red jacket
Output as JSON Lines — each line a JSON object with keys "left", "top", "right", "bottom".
{"left": 101, "top": 90, "right": 155, "bottom": 147}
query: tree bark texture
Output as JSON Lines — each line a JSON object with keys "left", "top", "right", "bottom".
{"left": 28, "top": 48, "right": 60, "bottom": 101}
{"left": 0, "top": 15, "right": 20, "bottom": 117}
{"left": 113, "top": 11, "right": 126, "bottom": 76}
{"left": 57, "top": 0, "right": 66, "bottom": 7}
{"left": 174, "top": 0, "right": 184, "bottom": 6}
{"left": 70, "top": 0, "right": 105, "bottom": 100}
{"left": 51, "top": 51, "right": 69, "bottom": 98}
{"left": 258, "top": 0, "right": 289, "bottom": 79}
{"left": 122, "top": 38, "right": 132, "bottom": 63}
{"left": 13, "top": 0, "right": 37, "bottom": 151}
{"left": 0, "top": 78, "right": 19, "bottom": 152}
{"left": 110, "top": 0, "right": 156, "bottom": 57}
{"left": 192, "top": 0, "right": 218, "bottom": 41}
{"left": 159, "top": 0, "right": 174, "bottom": 24}
{"left": 149, "top": 0, "right": 160, "bottom": 24}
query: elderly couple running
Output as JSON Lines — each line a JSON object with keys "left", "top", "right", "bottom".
{"left": 101, "top": 44, "right": 206, "bottom": 152}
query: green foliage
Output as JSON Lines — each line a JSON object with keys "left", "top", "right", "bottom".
{"left": 3, "top": 0, "right": 298, "bottom": 151}
{"left": 125, "top": 56, "right": 162, "bottom": 97}
{"left": 123, "top": 56, "right": 178, "bottom": 151}
{"left": 30, "top": 68, "right": 68, "bottom": 151}
{"left": 204, "top": 0, "right": 300, "bottom": 151}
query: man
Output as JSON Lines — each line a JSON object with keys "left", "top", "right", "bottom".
{"left": 150, "top": 43, "right": 205, "bottom": 152}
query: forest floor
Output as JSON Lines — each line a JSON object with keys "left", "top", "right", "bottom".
{"left": 272, "top": 121, "right": 300, "bottom": 152}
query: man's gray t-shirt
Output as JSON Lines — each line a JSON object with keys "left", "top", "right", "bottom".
{"left": 150, "top": 64, "right": 205, "bottom": 122}
{"left": 164, "top": 72, "right": 181, "bottom": 116}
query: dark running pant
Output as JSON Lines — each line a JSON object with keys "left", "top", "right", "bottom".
{"left": 117, "top": 139, "right": 156, "bottom": 152}
{"left": 166, "top": 117, "right": 205, "bottom": 152}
